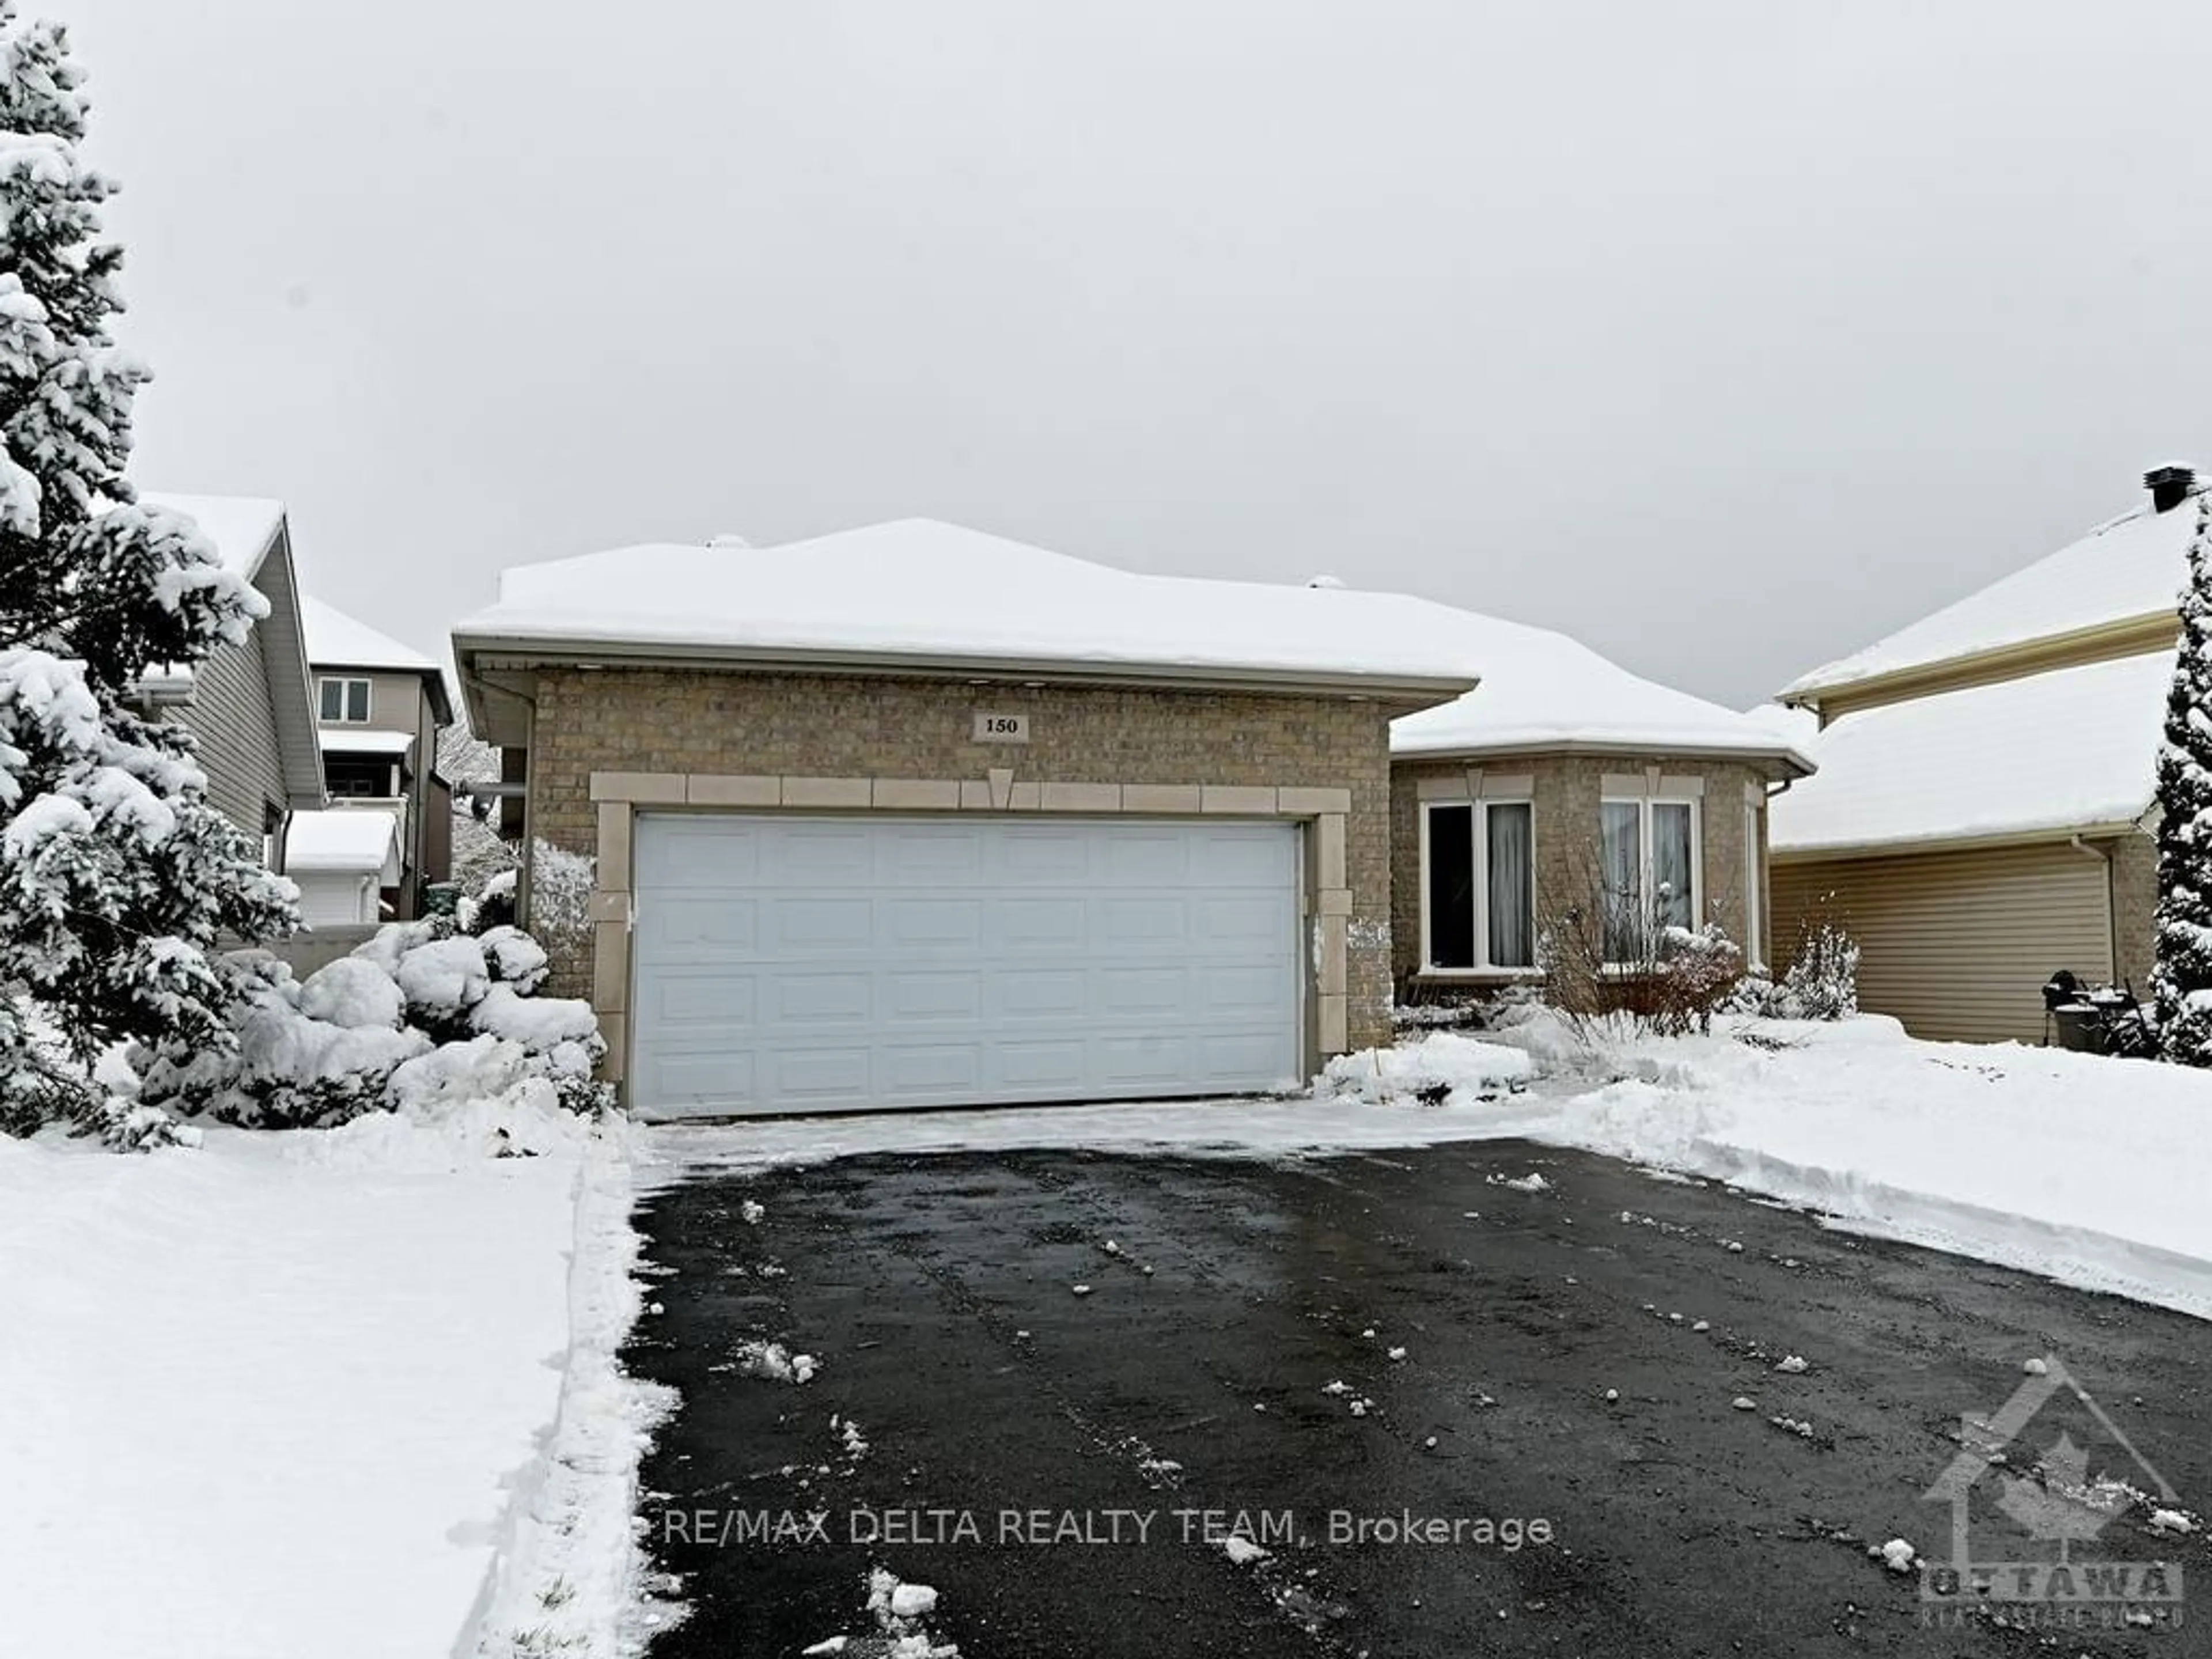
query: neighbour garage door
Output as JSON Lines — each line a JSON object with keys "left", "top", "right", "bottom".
{"left": 630, "top": 814, "right": 1303, "bottom": 1118}
{"left": 1768, "top": 842, "right": 2113, "bottom": 1045}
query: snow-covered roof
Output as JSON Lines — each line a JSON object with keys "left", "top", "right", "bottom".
{"left": 301, "top": 596, "right": 442, "bottom": 675}
{"left": 1768, "top": 650, "right": 2169, "bottom": 856}
{"left": 138, "top": 493, "right": 287, "bottom": 581}
{"left": 1781, "top": 487, "right": 2200, "bottom": 700}
{"left": 315, "top": 728, "right": 414, "bottom": 756}
{"left": 285, "top": 808, "right": 400, "bottom": 877}
{"left": 1389, "top": 614, "right": 1813, "bottom": 771}
{"left": 453, "top": 519, "right": 1490, "bottom": 695}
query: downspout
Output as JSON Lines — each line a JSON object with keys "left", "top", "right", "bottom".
{"left": 2067, "top": 834, "right": 2119, "bottom": 986}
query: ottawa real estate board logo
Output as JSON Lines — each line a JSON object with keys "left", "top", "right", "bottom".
{"left": 1919, "top": 1355, "right": 2190, "bottom": 1631}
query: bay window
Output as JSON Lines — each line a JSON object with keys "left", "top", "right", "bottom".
{"left": 1423, "top": 801, "right": 1534, "bottom": 971}
{"left": 1599, "top": 797, "right": 1698, "bottom": 960}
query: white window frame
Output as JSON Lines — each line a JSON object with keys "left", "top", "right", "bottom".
{"left": 1598, "top": 794, "right": 1702, "bottom": 968}
{"left": 318, "top": 675, "right": 372, "bottom": 724}
{"left": 1418, "top": 797, "right": 1538, "bottom": 975}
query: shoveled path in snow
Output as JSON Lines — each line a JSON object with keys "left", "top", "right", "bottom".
{"left": 626, "top": 1142, "right": 2211, "bottom": 1657}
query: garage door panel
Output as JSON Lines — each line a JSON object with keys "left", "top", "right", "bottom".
{"left": 991, "top": 897, "right": 1090, "bottom": 949}
{"left": 1095, "top": 1034, "right": 1191, "bottom": 1086}
{"left": 1098, "top": 965, "right": 1188, "bottom": 1015}
{"left": 648, "top": 824, "right": 761, "bottom": 887}
{"left": 885, "top": 897, "right": 984, "bottom": 948}
{"left": 655, "top": 974, "right": 759, "bottom": 1028}
{"left": 777, "top": 823, "right": 878, "bottom": 881}
{"left": 768, "top": 896, "right": 876, "bottom": 950}
{"left": 1103, "top": 832, "right": 1190, "bottom": 884}
{"left": 996, "top": 969, "right": 1089, "bottom": 1020}
{"left": 768, "top": 973, "right": 870, "bottom": 1025}
{"left": 1200, "top": 1031, "right": 1299, "bottom": 1080}
{"left": 1097, "top": 896, "right": 1187, "bottom": 946}
{"left": 642, "top": 899, "right": 759, "bottom": 956}
{"left": 1191, "top": 828, "right": 1298, "bottom": 886}
{"left": 771, "top": 1048, "right": 874, "bottom": 1099}
{"left": 632, "top": 814, "right": 1301, "bottom": 1116}
{"left": 1200, "top": 893, "right": 1295, "bottom": 946}
{"left": 878, "top": 1044, "right": 983, "bottom": 1097}
{"left": 1195, "top": 963, "right": 1290, "bottom": 1016}
{"left": 650, "top": 1051, "right": 756, "bottom": 1105}
{"left": 995, "top": 829, "right": 1095, "bottom": 883}
{"left": 994, "top": 1040, "right": 1090, "bottom": 1090}
{"left": 879, "top": 824, "right": 986, "bottom": 882}
{"left": 882, "top": 972, "right": 983, "bottom": 1022}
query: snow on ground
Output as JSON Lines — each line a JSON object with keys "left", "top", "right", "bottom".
{"left": 653, "top": 1019, "right": 2212, "bottom": 1321}
{"left": 0, "top": 1101, "right": 646, "bottom": 1659}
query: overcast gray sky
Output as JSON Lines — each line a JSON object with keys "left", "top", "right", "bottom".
{"left": 59, "top": 0, "right": 2212, "bottom": 710}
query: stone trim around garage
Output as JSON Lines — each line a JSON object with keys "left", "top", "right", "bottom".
{"left": 582, "top": 769, "right": 1356, "bottom": 1092}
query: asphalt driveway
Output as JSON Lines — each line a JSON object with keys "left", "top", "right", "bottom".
{"left": 622, "top": 1139, "right": 2210, "bottom": 1657}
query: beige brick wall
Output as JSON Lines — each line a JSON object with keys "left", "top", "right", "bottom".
{"left": 1390, "top": 753, "right": 1771, "bottom": 986}
{"left": 525, "top": 668, "right": 1400, "bottom": 1050}
{"left": 2110, "top": 828, "right": 2157, "bottom": 993}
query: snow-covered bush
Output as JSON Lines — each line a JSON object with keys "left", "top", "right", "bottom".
{"left": 2156, "top": 493, "right": 2212, "bottom": 1065}
{"left": 1733, "top": 919, "right": 1861, "bottom": 1021}
{"left": 527, "top": 838, "right": 594, "bottom": 959}
{"left": 134, "top": 918, "right": 611, "bottom": 1128}
{"left": 0, "top": 6, "right": 299, "bottom": 1131}
{"left": 1535, "top": 859, "right": 1745, "bottom": 1040}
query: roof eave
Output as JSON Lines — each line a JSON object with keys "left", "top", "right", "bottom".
{"left": 1779, "top": 609, "right": 2179, "bottom": 711}
{"left": 1391, "top": 734, "right": 1815, "bottom": 781}
{"left": 452, "top": 629, "right": 1478, "bottom": 721}
{"left": 1770, "top": 816, "right": 2148, "bottom": 863}
{"left": 252, "top": 521, "right": 329, "bottom": 810}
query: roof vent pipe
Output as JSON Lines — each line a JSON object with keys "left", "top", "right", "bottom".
{"left": 2145, "top": 465, "right": 2195, "bottom": 514}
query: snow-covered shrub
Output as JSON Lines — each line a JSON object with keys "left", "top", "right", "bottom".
{"left": 81, "top": 1096, "right": 199, "bottom": 1153}
{"left": 1535, "top": 853, "right": 1744, "bottom": 1040}
{"left": 1736, "top": 919, "right": 1860, "bottom": 1021}
{"left": 0, "top": 5, "right": 302, "bottom": 1136}
{"left": 294, "top": 957, "right": 405, "bottom": 1029}
{"left": 527, "top": 839, "right": 594, "bottom": 958}
{"left": 2156, "top": 493, "right": 2212, "bottom": 1065}
{"left": 393, "top": 935, "right": 492, "bottom": 1037}
{"left": 478, "top": 925, "right": 549, "bottom": 993}
{"left": 135, "top": 918, "right": 611, "bottom": 1127}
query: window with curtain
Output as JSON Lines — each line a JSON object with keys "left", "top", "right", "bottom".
{"left": 1600, "top": 797, "right": 1699, "bottom": 961}
{"left": 1424, "top": 801, "right": 1533, "bottom": 970}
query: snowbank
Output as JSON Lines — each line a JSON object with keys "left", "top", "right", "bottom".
{"left": 0, "top": 1102, "right": 616, "bottom": 1659}
{"left": 1497, "top": 1017, "right": 2212, "bottom": 1319}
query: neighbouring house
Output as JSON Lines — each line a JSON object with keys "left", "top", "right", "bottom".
{"left": 283, "top": 808, "right": 402, "bottom": 929}
{"left": 1389, "top": 626, "right": 1812, "bottom": 995}
{"left": 454, "top": 518, "right": 1813, "bottom": 1118}
{"left": 1769, "top": 465, "right": 2197, "bottom": 1044}
{"left": 301, "top": 596, "right": 456, "bottom": 919}
{"left": 131, "top": 494, "right": 325, "bottom": 861}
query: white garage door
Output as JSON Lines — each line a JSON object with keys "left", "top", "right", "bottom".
{"left": 630, "top": 814, "right": 1302, "bottom": 1118}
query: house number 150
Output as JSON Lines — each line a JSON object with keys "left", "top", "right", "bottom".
{"left": 972, "top": 712, "right": 1030, "bottom": 743}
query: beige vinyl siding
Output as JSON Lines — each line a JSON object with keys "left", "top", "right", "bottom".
{"left": 1770, "top": 843, "right": 2113, "bottom": 1046}
{"left": 175, "top": 630, "right": 286, "bottom": 840}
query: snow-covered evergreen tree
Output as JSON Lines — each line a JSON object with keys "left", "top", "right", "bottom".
{"left": 0, "top": 2, "right": 296, "bottom": 1122}
{"left": 2153, "top": 493, "right": 2212, "bottom": 1065}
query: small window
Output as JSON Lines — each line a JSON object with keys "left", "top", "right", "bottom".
{"left": 1423, "top": 801, "right": 1535, "bottom": 971}
{"left": 1600, "top": 797, "right": 1700, "bottom": 961}
{"left": 318, "top": 676, "right": 371, "bottom": 723}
